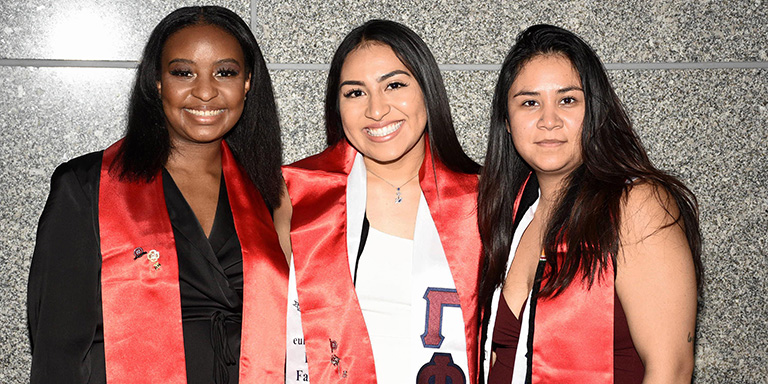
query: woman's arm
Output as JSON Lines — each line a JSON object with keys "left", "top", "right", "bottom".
{"left": 616, "top": 182, "right": 698, "bottom": 384}
{"left": 27, "top": 160, "right": 102, "bottom": 383}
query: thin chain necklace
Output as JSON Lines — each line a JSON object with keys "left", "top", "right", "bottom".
{"left": 366, "top": 169, "right": 418, "bottom": 204}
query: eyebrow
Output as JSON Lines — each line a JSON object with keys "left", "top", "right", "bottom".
{"left": 512, "top": 86, "right": 584, "bottom": 98}
{"left": 216, "top": 58, "right": 241, "bottom": 66}
{"left": 167, "top": 58, "right": 241, "bottom": 66}
{"left": 168, "top": 58, "right": 193, "bottom": 65}
{"left": 339, "top": 70, "right": 412, "bottom": 88}
{"left": 339, "top": 80, "right": 364, "bottom": 88}
{"left": 378, "top": 70, "right": 410, "bottom": 82}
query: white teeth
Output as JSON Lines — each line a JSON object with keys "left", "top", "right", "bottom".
{"left": 366, "top": 121, "right": 403, "bottom": 137}
{"left": 185, "top": 108, "right": 224, "bottom": 116}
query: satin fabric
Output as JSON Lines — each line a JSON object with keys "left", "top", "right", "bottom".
{"left": 221, "top": 143, "right": 289, "bottom": 382}
{"left": 283, "top": 139, "right": 482, "bottom": 383}
{"left": 98, "top": 140, "right": 287, "bottom": 383}
{"left": 532, "top": 264, "right": 614, "bottom": 383}
{"left": 484, "top": 173, "right": 614, "bottom": 384}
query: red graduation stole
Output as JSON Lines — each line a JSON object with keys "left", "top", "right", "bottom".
{"left": 282, "top": 139, "right": 482, "bottom": 383}
{"left": 512, "top": 174, "right": 614, "bottom": 383}
{"left": 531, "top": 267, "right": 613, "bottom": 383}
{"left": 99, "top": 140, "right": 288, "bottom": 383}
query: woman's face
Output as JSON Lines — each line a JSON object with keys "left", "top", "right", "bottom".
{"left": 157, "top": 24, "right": 251, "bottom": 148}
{"left": 507, "top": 54, "right": 585, "bottom": 179}
{"left": 338, "top": 43, "right": 428, "bottom": 166}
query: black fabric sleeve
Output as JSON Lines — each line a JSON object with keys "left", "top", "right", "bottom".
{"left": 27, "top": 155, "right": 104, "bottom": 383}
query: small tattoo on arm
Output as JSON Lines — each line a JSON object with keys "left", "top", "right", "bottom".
{"left": 687, "top": 332, "right": 693, "bottom": 343}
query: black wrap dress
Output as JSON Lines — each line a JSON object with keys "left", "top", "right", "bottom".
{"left": 28, "top": 152, "right": 246, "bottom": 384}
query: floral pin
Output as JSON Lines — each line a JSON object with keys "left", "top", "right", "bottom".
{"left": 132, "top": 247, "right": 160, "bottom": 270}
{"left": 329, "top": 339, "right": 347, "bottom": 378}
{"left": 147, "top": 250, "right": 161, "bottom": 270}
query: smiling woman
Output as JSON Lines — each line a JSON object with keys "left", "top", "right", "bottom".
{"left": 283, "top": 19, "right": 483, "bottom": 384}
{"left": 27, "top": 6, "right": 290, "bottom": 384}
{"left": 158, "top": 24, "right": 251, "bottom": 151}
{"left": 338, "top": 43, "right": 428, "bottom": 172}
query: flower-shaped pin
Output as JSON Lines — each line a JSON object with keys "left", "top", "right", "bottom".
{"left": 147, "top": 250, "right": 161, "bottom": 270}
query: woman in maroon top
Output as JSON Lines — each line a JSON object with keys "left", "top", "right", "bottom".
{"left": 478, "top": 25, "right": 703, "bottom": 383}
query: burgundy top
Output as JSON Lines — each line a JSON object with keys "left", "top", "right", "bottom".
{"left": 488, "top": 291, "right": 645, "bottom": 383}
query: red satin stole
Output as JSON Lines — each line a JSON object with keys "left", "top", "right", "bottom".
{"left": 532, "top": 266, "right": 614, "bottom": 383}
{"left": 283, "top": 139, "right": 482, "bottom": 383}
{"left": 511, "top": 174, "right": 614, "bottom": 383}
{"left": 99, "top": 140, "right": 288, "bottom": 384}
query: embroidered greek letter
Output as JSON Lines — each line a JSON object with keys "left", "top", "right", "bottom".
{"left": 416, "top": 352, "right": 466, "bottom": 384}
{"left": 420, "top": 287, "right": 461, "bottom": 348}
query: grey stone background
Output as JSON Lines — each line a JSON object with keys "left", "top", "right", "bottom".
{"left": 1, "top": 0, "right": 766, "bottom": 382}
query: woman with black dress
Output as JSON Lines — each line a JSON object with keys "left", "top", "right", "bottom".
{"left": 27, "top": 6, "right": 289, "bottom": 384}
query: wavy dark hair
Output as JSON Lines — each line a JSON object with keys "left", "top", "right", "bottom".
{"left": 113, "top": 6, "right": 283, "bottom": 209}
{"left": 478, "top": 24, "right": 702, "bottom": 305}
{"left": 324, "top": 19, "right": 480, "bottom": 174}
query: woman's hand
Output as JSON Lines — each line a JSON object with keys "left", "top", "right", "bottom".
{"left": 616, "top": 182, "right": 698, "bottom": 384}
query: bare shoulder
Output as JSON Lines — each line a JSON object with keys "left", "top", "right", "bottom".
{"left": 617, "top": 180, "right": 694, "bottom": 275}
{"left": 617, "top": 179, "right": 695, "bottom": 295}
{"left": 620, "top": 180, "right": 683, "bottom": 245}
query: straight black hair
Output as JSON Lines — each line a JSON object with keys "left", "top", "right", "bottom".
{"left": 114, "top": 6, "right": 283, "bottom": 209}
{"left": 478, "top": 24, "right": 702, "bottom": 304}
{"left": 324, "top": 19, "right": 479, "bottom": 174}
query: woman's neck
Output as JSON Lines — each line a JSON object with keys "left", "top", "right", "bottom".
{"left": 165, "top": 140, "right": 222, "bottom": 177}
{"left": 361, "top": 136, "right": 426, "bottom": 240}
{"left": 534, "top": 172, "right": 569, "bottom": 218}
{"left": 362, "top": 139, "right": 425, "bottom": 185}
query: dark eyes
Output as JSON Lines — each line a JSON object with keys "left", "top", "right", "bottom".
{"left": 520, "top": 96, "right": 579, "bottom": 107}
{"left": 168, "top": 68, "right": 240, "bottom": 78}
{"left": 169, "top": 69, "right": 193, "bottom": 77}
{"left": 215, "top": 68, "right": 240, "bottom": 77}
{"left": 343, "top": 89, "right": 364, "bottom": 98}
{"left": 387, "top": 81, "right": 407, "bottom": 90}
{"left": 342, "top": 81, "right": 408, "bottom": 98}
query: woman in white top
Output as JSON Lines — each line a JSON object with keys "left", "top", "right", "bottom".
{"left": 283, "top": 19, "right": 483, "bottom": 384}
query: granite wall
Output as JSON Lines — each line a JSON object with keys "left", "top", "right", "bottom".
{"left": 1, "top": 0, "right": 766, "bottom": 382}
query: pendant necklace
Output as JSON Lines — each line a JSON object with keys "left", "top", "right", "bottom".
{"left": 367, "top": 169, "right": 418, "bottom": 204}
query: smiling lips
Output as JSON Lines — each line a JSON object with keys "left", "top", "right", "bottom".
{"left": 184, "top": 108, "right": 225, "bottom": 117}
{"left": 365, "top": 120, "right": 403, "bottom": 137}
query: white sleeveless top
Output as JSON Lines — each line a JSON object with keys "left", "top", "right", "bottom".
{"left": 285, "top": 155, "right": 470, "bottom": 383}
{"left": 355, "top": 225, "right": 414, "bottom": 383}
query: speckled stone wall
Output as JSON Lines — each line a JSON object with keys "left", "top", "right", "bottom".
{"left": 2, "top": 1, "right": 766, "bottom": 383}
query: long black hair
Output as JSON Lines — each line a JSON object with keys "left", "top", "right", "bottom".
{"left": 324, "top": 19, "right": 479, "bottom": 174}
{"left": 114, "top": 6, "right": 283, "bottom": 209}
{"left": 478, "top": 24, "right": 702, "bottom": 304}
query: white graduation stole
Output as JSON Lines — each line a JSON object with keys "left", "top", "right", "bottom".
{"left": 286, "top": 260, "right": 309, "bottom": 383}
{"left": 482, "top": 197, "right": 539, "bottom": 384}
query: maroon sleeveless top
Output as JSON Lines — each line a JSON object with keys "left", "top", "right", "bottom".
{"left": 488, "top": 291, "right": 645, "bottom": 383}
